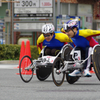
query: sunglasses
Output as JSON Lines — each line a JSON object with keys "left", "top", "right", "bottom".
{"left": 43, "top": 34, "right": 51, "bottom": 37}
{"left": 65, "top": 28, "right": 71, "bottom": 32}
{"left": 65, "top": 26, "right": 72, "bottom": 32}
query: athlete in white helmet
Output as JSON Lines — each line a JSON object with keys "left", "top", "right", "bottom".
{"left": 37, "top": 23, "right": 69, "bottom": 56}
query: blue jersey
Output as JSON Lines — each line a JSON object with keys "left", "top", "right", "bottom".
{"left": 37, "top": 31, "right": 72, "bottom": 54}
{"left": 43, "top": 34, "right": 64, "bottom": 50}
{"left": 71, "top": 29, "right": 98, "bottom": 50}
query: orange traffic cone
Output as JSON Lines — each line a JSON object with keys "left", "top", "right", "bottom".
{"left": 17, "top": 41, "right": 25, "bottom": 68}
{"left": 24, "top": 40, "right": 31, "bottom": 57}
{"left": 16, "top": 40, "right": 35, "bottom": 75}
{"left": 16, "top": 57, "right": 33, "bottom": 75}
{"left": 21, "top": 40, "right": 32, "bottom": 75}
{"left": 20, "top": 57, "right": 33, "bottom": 75}
{"left": 16, "top": 41, "right": 25, "bottom": 74}
{"left": 90, "top": 67, "right": 95, "bottom": 73}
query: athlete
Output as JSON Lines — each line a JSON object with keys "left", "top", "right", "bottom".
{"left": 37, "top": 23, "right": 72, "bottom": 56}
{"left": 63, "top": 18, "right": 99, "bottom": 77}
{"left": 60, "top": 27, "right": 75, "bottom": 47}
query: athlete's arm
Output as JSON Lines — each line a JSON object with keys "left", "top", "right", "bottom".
{"left": 79, "top": 29, "right": 100, "bottom": 37}
{"left": 55, "top": 33, "right": 73, "bottom": 43}
{"left": 37, "top": 34, "right": 45, "bottom": 54}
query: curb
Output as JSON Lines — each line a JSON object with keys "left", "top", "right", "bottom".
{"left": 0, "top": 60, "right": 19, "bottom": 64}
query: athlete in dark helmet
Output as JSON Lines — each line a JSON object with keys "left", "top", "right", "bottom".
{"left": 63, "top": 18, "right": 99, "bottom": 77}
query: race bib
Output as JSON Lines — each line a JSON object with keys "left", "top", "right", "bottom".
{"left": 74, "top": 50, "right": 81, "bottom": 60}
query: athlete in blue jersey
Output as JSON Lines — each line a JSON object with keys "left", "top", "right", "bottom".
{"left": 37, "top": 23, "right": 69, "bottom": 56}
{"left": 63, "top": 18, "right": 99, "bottom": 77}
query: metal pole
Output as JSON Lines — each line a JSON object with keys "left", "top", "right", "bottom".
{"left": 68, "top": 3, "right": 70, "bottom": 16}
{"left": 12, "top": 2, "right": 14, "bottom": 44}
{"left": 57, "top": 0, "right": 60, "bottom": 16}
{"left": 53, "top": 0, "right": 55, "bottom": 27}
{"left": 82, "top": 17, "right": 85, "bottom": 29}
{"left": 35, "top": 32, "right": 37, "bottom": 45}
{"left": 8, "top": 1, "right": 10, "bottom": 44}
{"left": 32, "top": 32, "right": 33, "bottom": 45}
{"left": 10, "top": 0, "right": 12, "bottom": 44}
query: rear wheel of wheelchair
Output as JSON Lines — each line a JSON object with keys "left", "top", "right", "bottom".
{"left": 19, "top": 55, "right": 33, "bottom": 83}
{"left": 63, "top": 45, "right": 80, "bottom": 84}
{"left": 52, "top": 57, "right": 65, "bottom": 86}
{"left": 92, "top": 45, "right": 100, "bottom": 81}
{"left": 66, "top": 70, "right": 80, "bottom": 84}
{"left": 36, "top": 67, "right": 51, "bottom": 81}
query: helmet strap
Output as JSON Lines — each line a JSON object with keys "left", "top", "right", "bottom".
{"left": 52, "top": 32, "right": 55, "bottom": 35}
{"left": 71, "top": 29, "right": 76, "bottom": 37}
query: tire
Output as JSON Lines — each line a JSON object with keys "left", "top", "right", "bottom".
{"left": 19, "top": 55, "right": 33, "bottom": 83}
{"left": 92, "top": 45, "right": 100, "bottom": 81}
{"left": 63, "top": 45, "right": 73, "bottom": 61}
{"left": 64, "top": 45, "right": 80, "bottom": 84}
{"left": 66, "top": 71, "right": 80, "bottom": 84}
{"left": 52, "top": 57, "right": 65, "bottom": 86}
{"left": 36, "top": 67, "right": 51, "bottom": 81}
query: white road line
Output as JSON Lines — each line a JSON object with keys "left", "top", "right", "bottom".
{"left": 0, "top": 65, "right": 19, "bottom": 69}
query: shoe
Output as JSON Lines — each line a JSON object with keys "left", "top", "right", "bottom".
{"left": 68, "top": 70, "right": 81, "bottom": 77}
{"left": 84, "top": 69, "right": 92, "bottom": 77}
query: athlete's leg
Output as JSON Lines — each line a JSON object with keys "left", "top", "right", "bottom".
{"left": 51, "top": 49, "right": 60, "bottom": 56}
{"left": 44, "top": 47, "right": 51, "bottom": 55}
{"left": 69, "top": 47, "right": 82, "bottom": 77}
{"left": 84, "top": 47, "right": 92, "bottom": 77}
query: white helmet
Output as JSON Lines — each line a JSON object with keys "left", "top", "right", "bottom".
{"left": 42, "top": 24, "right": 55, "bottom": 34}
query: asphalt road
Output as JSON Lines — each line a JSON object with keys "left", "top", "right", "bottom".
{"left": 0, "top": 64, "right": 100, "bottom": 100}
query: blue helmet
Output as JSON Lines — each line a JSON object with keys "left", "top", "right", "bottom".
{"left": 63, "top": 18, "right": 79, "bottom": 31}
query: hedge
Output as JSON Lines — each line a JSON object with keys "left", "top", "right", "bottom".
{"left": 0, "top": 44, "right": 39, "bottom": 60}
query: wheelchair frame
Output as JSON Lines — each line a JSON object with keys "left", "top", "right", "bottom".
{"left": 52, "top": 44, "right": 100, "bottom": 86}
{"left": 19, "top": 44, "right": 72, "bottom": 83}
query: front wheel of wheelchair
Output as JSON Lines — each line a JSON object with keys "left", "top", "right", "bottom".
{"left": 66, "top": 70, "right": 80, "bottom": 84}
{"left": 52, "top": 57, "right": 65, "bottom": 86}
{"left": 19, "top": 55, "right": 34, "bottom": 83}
{"left": 92, "top": 45, "right": 100, "bottom": 81}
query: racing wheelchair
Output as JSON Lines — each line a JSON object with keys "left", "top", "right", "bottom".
{"left": 52, "top": 44, "right": 100, "bottom": 86}
{"left": 19, "top": 44, "right": 72, "bottom": 83}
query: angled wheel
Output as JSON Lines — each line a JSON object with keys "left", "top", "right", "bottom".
{"left": 92, "top": 45, "right": 100, "bottom": 81}
{"left": 19, "top": 55, "right": 33, "bottom": 83}
{"left": 36, "top": 67, "right": 51, "bottom": 81}
{"left": 63, "top": 45, "right": 80, "bottom": 84}
{"left": 52, "top": 57, "right": 65, "bottom": 86}
{"left": 66, "top": 70, "right": 80, "bottom": 84}
{"left": 63, "top": 44, "right": 73, "bottom": 61}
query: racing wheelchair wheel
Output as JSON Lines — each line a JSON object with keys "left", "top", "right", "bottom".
{"left": 92, "top": 45, "right": 100, "bottom": 81}
{"left": 66, "top": 70, "right": 80, "bottom": 84}
{"left": 52, "top": 57, "right": 65, "bottom": 86}
{"left": 19, "top": 55, "right": 33, "bottom": 83}
{"left": 63, "top": 44, "right": 73, "bottom": 61}
{"left": 36, "top": 67, "right": 52, "bottom": 81}
{"left": 63, "top": 45, "right": 80, "bottom": 84}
